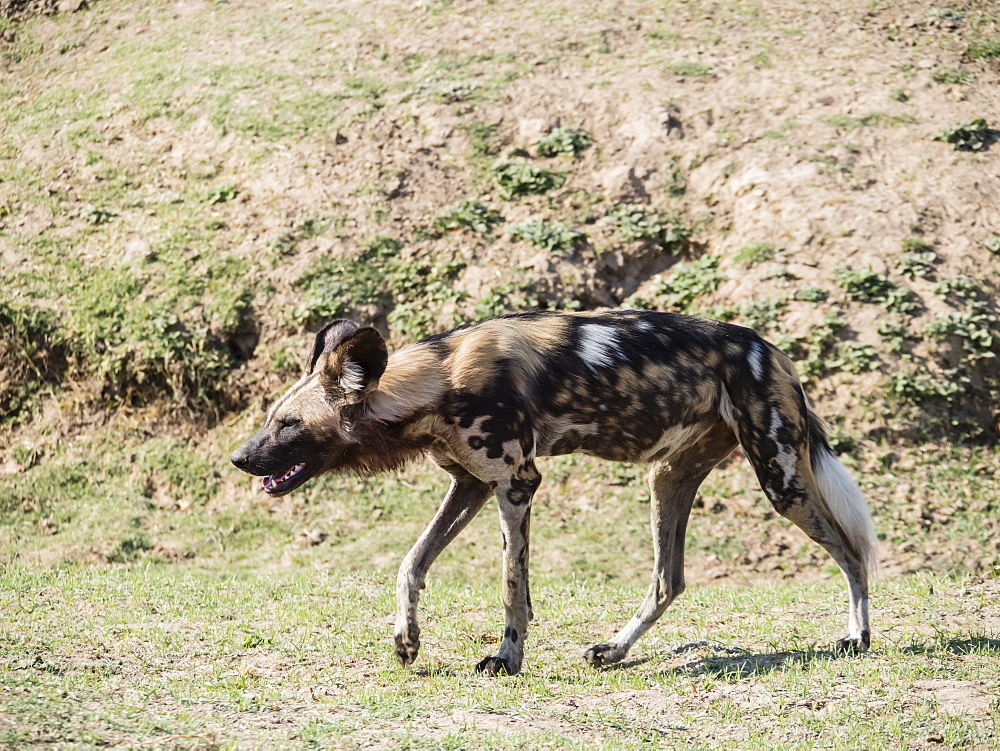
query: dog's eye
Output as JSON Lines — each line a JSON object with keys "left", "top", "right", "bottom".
{"left": 278, "top": 417, "right": 301, "bottom": 432}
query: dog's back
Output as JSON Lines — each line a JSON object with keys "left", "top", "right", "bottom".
{"left": 418, "top": 310, "right": 763, "bottom": 464}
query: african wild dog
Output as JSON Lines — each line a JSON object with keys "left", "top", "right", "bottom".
{"left": 231, "top": 310, "right": 878, "bottom": 676}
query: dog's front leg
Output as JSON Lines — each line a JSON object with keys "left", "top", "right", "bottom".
{"left": 476, "top": 463, "right": 541, "bottom": 676}
{"left": 394, "top": 469, "right": 492, "bottom": 666}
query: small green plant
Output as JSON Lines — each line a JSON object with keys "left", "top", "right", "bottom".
{"left": 433, "top": 200, "right": 503, "bottom": 234}
{"left": 739, "top": 299, "right": 783, "bottom": 332}
{"left": 898, "top": 237, "right": 937, "bottom": 279}
{"left": 834, "top": 266, "right": 896, "bottom": 302}
{"left": 107, "top": 535, "right": 153, "bottom": 564}
{"left": 462, "top": 122, "right": 500, "bottom": 159}
{"left": 664, "top": 154, "right": 686, "bottom": 197}
{"left": 81, "top": 204, "right": 115, "bottom": 226}
{"left": 933, "top": 275, "right": 979, "bottom": 303}
{"left": 889, "top": 88, "right": 909, "bottom": 102}
{"left": 491, "top": 161, "right": 565, "bottom": 198}
{"left": 294, "top": 236, "right": 463, "bottom": 326}
{"left": 924, "top": 305, "right": 997, "bottom": 366}
{"left": 428, "top": 80, "right": 479, "bottom": 104}
{"left": 834, "top": 266, "right": 916, "bottom": 314}
{"left": 794, "top": 286, "right": 828, "bottom": 303}
{"left": 535, "top": 127, "right": 593, "bottom": 158}
{"left": 888, "top": 369, "right": 967, "bottom": 404}
{"left": 671, "top": 60, "right": 712, "bottom": 77}
{"left": 734, "top": 241, "right": 778, "bottom": 267}
{"left": 648, "top": 255, "right": 724, "bottom": 312}
{"left": 473, "top": 282, "right": 539, "bottom": 320}
{"left": 931, "top": 65, "right": 972, "bottom": 85}
{"left": 928, "top": 7, "right": 964, "bottom": 21}
{"left": 787, "top": 312, "right": 847, "bottom": 380}
{"left": 834, "top": 342, "right": 879, "bottom": 373}
{"left": 933, "top": 118, "right": 991, "bottom": 152}
{"left": 509, "top": 220, "right": 584, "bottom": 255}
{"left": 206, "top": 183, "right": 238, "bottom": 204}
{"left": 966, "top": 38, "right": 1000, "bottom": 61}
{"left": 877, "top": 318, "right": 908, "bottom": 354}
{"left": 985, "top": 236, "right": 1000, "bottom": 255}
{"left": 610, "top": 204, "right": 690, "bottom": 253}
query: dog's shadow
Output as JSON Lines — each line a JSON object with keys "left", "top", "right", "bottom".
{"left": 412, "top": 636, "right": 1000, "bottom": 681}
{"left": 602, "top": 640, "right": 843, "bottom": 680}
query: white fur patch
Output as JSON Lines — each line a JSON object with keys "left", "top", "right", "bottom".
{"left": 579, "top": 324, "right": 623, "bottom": 371}
{"left": 748, "top": 341, "right": 765, "bottom": 381}
{"left": 340, "top": 360, "right": 366, "bottom": 392}
{"left": 768, "top": 411, "right": 798, "bottom": 489}
{"left": 634, "top": 319, "right": 653, "bottom": 333}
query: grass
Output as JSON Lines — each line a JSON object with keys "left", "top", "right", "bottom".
{"left": 2, "top": 564, "right": 998, "bottom": 747}
{"left": 734, "top": 240, "right": 778, "bottom": 267}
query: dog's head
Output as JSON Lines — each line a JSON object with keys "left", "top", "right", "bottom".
{"left": 230, "top": 320, "right": 388, "bottom": 496}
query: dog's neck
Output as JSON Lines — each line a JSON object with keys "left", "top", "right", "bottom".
{"left": 365, "top": 343, "right": 447, "bottom": 423}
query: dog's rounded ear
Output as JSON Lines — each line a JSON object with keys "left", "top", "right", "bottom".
{"left": 320, "top": 327, "right": 388, "bottom": 402}
{"left": 307, "top": 320, "right": 360, "bottom": 375}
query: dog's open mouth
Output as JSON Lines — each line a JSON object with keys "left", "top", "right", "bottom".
{"left": 262, "top": 463, "right": 310, "bottom": 496}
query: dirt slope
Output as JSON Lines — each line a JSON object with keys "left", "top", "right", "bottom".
{"left": 1, "top": 0, "right": 999, "bottom": 581}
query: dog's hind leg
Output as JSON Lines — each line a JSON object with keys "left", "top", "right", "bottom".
{"left": 583, "top": 422, "right": 738, "bottom": 668}
{"left": 745, "top": 445, "right": 876, "bottom": 652}
{"left": 721, "top": 356, "right": 878, "bottom": 653}
{"left": 394, "top": 467, "right": 492, "bottom": 666}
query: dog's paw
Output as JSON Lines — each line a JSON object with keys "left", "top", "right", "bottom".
{"left": 582, "top": 642, "right": 624, "bottom": 668}
{"left": 475, "top": 655, "right": 518, "bottom": 676}
{"left": 394, "top": 624, "right": 421, "bottom": 666}
{"left": 834, "top": 631, "right": 871, "bottom": 655}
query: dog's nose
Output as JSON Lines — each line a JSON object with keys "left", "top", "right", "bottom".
{"left": 231, "top": 449, "right": 249, "bottom": 469}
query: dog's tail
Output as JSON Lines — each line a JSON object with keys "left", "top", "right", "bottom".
{"left": 806, "top": 409, "right": 880, "bottom": 581}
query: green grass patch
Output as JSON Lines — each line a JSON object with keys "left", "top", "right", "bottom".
{"left": 931, "top": 65, "right": 972, "bottom": 85}
{"left": 734, "top": 241, "right": 778, "bottom": 267}
{"left": 671, "top": 60, "right": 713, "bottom": 77}
{"left": 966, "top": 38, "right": 1000, "bottom": 61}
{"left": 294, "top": 235, "right": 464, "bottom": 327}
{"left": 1, "top": 565, "right": 999, "bottom": 748}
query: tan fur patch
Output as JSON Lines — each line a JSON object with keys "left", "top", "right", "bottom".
{"left": 368, "top": 344, "right": 447, "bottom": 422}
{"left": 271, "top": 375, "right": 336, "bottom": 426}
{"left": 444, "top": 317, "right": 569, "bottom": 392}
